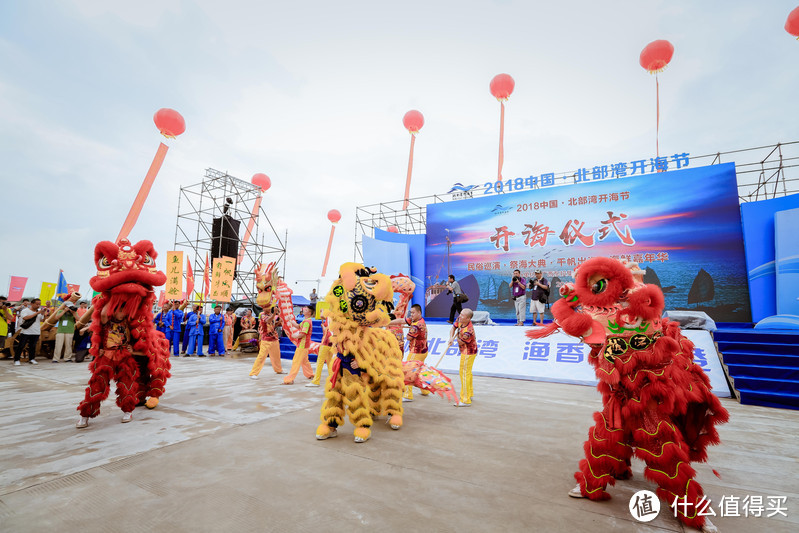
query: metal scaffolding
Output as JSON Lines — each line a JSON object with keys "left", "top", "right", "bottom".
{"left": 354, "top": 140, "right": 799, "bottom": 260}
{"left": 173, "top": 168, "right": 286, "bottom": 304}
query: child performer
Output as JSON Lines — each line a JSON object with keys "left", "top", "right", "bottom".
{"left": 389, "top": 304, "right": 428, "bottom": 401}
{"left": 449, "top": 308, "right": 477, "bottom": 407}
{"left": 249, "top": 306, "right": 283, "bottom": 378}
{"left": 283, "top": 304, "right": 314, "bottom": 384}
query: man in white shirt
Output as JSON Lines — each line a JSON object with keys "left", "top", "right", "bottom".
{"left": 16, "top": 298, "right": 45, "bottom": 365}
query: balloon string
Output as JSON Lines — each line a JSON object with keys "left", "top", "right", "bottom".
{"left": 656, "top": 74, "right": 660, "bottom": 159}
{"left": 321, "top": 225, "right": 336, "bottom": 277}
{"left": 497, "top": 101, "right": 505, "bottom": 186}
{"left": 402, "top": 133, "right": 416, "bottom": 210}
{"left": 238, "top": 194, "right": 263, "bottom": 264}
{"left": 117, "top": 142, "right": 169, "bottom": 242}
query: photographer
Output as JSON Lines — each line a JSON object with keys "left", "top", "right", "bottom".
{"left": 446, "top": 274, "right": 465, "bottom": 324}
{"left": 510, "top": 269, "right": 527, "bottom": 326}
{"left": 529, "top": 269, "right": 550, "bottom": 326}
{"left": 52, "top": 302, "right": 79, "bottom": 362}
{"left": 16, "top": 298, "right": 45, "bottom": 365}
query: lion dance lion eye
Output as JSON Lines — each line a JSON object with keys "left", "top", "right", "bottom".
{"left": 143, "top": 254, "right": 155, "bottom": 266}
{"left": 591, "top": 278, "right": 608, "bottom": 295}
{"left": 98, "top": 256, "right": 112, "bottom": 269}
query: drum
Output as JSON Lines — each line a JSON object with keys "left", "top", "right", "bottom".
{"left": 238, "top": 329, "right": 259, "bottom": 353}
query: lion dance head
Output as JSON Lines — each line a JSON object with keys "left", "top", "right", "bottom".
{"left": 325, "top": 263, "right": 395, "bottom": 327}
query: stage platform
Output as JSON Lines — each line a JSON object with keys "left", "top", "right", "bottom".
{"left": 1, "top": 357, "right": 797, "bottom": 532}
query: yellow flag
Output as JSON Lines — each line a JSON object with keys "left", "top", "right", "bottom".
{"left": 39, "top": 282, "right": 57, "bottom": 303}
{"left": 164, "top": 251, "right": 184, "bottom": 300}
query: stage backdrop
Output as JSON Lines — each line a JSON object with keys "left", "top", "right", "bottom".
{"left": 425, "top": 163, "right": 751, "bottom": 323}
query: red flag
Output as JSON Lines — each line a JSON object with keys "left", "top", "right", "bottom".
{"left": 8, "top": 276, "right": 28, "bottom": 301}
{"left": 67, "top": 283, "right": 80, "bottom": 295}
{"left": 158, "top": 290, "right": 165, "bottom": 307}
{"left": 186, "top": 257, "right": 195, "bottom": 299}
{"left": 203, "top": 252, "right": 210, "bottom": 299}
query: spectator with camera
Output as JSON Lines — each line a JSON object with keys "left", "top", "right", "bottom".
{"left": 529, "top": 269, "right": 550, "bottom": 326}
{"left": 446, "top": 274, "right": 465, "bottom": 324}
{"left": 510, "top": 269, "right": 527, "bottom": 326}
{"left": 52, "top": 301, "right": 79, "bottom": 363}
{"left": 16, "top": 298, "right": 45, "bottom": 365}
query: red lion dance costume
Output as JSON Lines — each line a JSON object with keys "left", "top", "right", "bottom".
{"left": 530, "top": 257, "right": 728, "bottom": 532}
{"left": 76, "top": 238, "right": 171, "bottom": 428}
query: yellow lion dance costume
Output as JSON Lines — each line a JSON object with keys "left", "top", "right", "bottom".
{"left": 315, "top": 263, "right": 404, "bottom": 443}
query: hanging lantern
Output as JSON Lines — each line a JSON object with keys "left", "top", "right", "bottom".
{"left": 251, "top": 173, "right": 271, "bottom": 192}
{"left": 489, "top": 74, "right": 515, "bottom": 101}
{"left": 402, "top": 110, "right": 424, "bottom": 134}
{"left": 786, "top": 6, "right": 799, "bottom": 38}
{"left": 639, "top": 40, "right": 674, "bottom": 73}
{"left": 153, "top": 108, "right": 186, "bottom": 139}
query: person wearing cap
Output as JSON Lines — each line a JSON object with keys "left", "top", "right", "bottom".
{"left": 207, "top": 305, "right": 226, "bottom": 356}
{"left": 510, "top": 269, "right": 527, "bottom": 326}
{"left": 52, "top": 301, "right": 79, "bottom": 362}
{"left": 529, "top": 269, "right": 550, "bottom": 326}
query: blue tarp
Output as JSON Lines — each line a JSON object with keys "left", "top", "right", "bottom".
{"left": 292, "top": 295, "right": 311, "bottom": 306}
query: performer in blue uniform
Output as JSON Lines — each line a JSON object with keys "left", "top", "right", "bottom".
{"left": 165, "top": 302, "right": 184, "bottom": 356}
{"left": 154, "top": 301, "right": 171, "bottom": 337}
{"left": 186, "top": 305, "right": 206, "bottom": 356}
{"left": 207, "top": 305, "right": 226, "bottom": 356}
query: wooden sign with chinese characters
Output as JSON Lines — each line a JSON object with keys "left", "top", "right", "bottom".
{"left": 164, "top": 251, "right": 184, "bottom": 300}
{"left": 210, "top": 256, "right": 235, "bottom": 302}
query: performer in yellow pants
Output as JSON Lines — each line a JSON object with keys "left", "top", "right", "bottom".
{"left": 250, "top": 307, "right": 283, "bottom": 378}
{"left": 284, "top": 305, "right": 314, "bottom": 384}
{"left": 307, "top": 320, "right": 333, "bottom": 387}
{"left": 450, "top": 308, "right": 477, "bottom": 406}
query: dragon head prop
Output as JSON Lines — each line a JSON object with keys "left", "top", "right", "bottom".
{"left": 90, "top": 238, "right": 166, "bottom": 296}
{"left": 543, "top": 256, "right": 665, "bottom": 348}
{"left": 255, "top": 261, "right": 279, "bottom": 308}
{"left": 325, "top": 262, "right": 395, "bottom": 327}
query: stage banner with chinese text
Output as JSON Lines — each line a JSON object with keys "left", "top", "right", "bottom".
{"left": 420, "top": 324, "right": 730, "bottom": 397}
{"left": 425, "top": 163, "right": 751, "bottom": 322}
{"left": 164, "top": 251, "right": 184, "bottom": 300}
{"left": 210, "top": 256, "right": 235, "bottom": 302}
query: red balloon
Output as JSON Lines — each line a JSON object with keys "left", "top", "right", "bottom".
{"left": 786, "top": 6, "right": 799, "bottom": 37}
{"left": 387, "top": 226, "right": 398, "bottom": 233}
{"left": 402, "top": 110, "right": 424, "bottom": 134}
{"left": 153, "top": 108, "right": 186, "bottom": 138}
{"left": 639, "top": 40, "right": 674, "bottom": 73}
{"left": 327, "top": 209, "right": 341, "bottom": 224}
{"left": 490, "top": 74, "right": 515, "bottom": 101}
{"left": 251, "top": 173, "right": 271, "bottom": 192}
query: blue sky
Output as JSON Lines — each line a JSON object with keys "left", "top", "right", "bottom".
{"left": 1, "top": 1, "right": 798, "bottom": 299}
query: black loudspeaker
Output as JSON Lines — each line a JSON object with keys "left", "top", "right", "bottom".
{"left": 211, "top": 215, "right": 241, "bottom": 261}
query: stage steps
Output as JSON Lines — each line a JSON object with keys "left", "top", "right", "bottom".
{"left": 716, "top": 327, "right": 799, "bottom": 410}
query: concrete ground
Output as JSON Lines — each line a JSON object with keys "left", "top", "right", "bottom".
{"left": 1, "top": 354, "right": 797, "bottom": 533}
